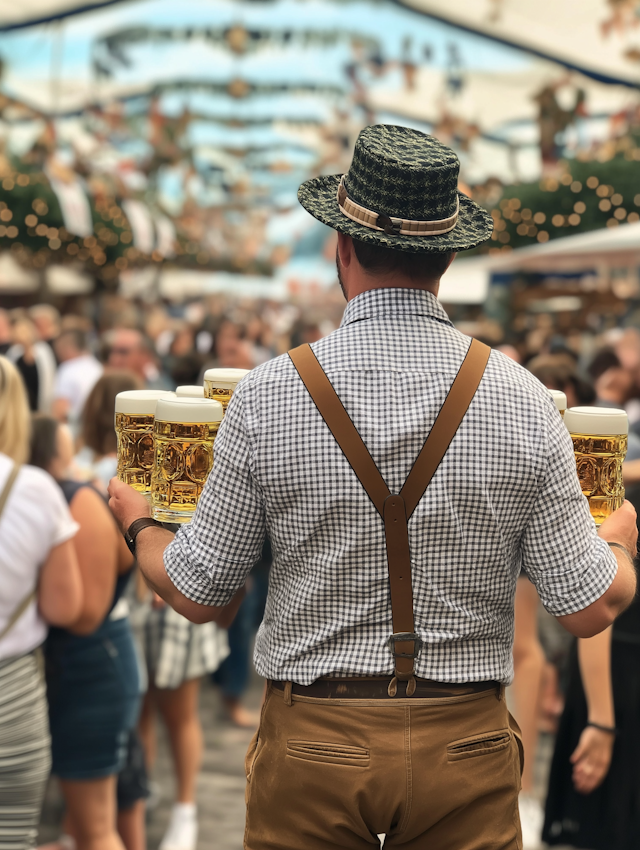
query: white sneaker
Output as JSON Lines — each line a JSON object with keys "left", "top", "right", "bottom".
{"left": 518, "top": 794, "right": 544, "bottom": 850}
{"left": 159, "top": 803, "right": 198, "bottom": 850}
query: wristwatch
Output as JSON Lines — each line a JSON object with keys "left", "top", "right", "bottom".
{"left": 124, "top": 517, "right": 164, "bottom": 556}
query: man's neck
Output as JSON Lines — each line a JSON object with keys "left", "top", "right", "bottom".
{"left": 345, "top": 277, "right": 440, "bottom": 302}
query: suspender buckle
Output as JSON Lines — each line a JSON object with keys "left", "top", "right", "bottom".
{"left": 388, "top": 632, "right": 423, "bottom": 659}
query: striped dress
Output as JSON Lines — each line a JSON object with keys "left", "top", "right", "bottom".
{"left": 0, "top": 652, "right": 50, "bottom": 850}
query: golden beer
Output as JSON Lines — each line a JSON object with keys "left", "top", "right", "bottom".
{"left": 115, "top": 390, "right": 174, "bottom": 498}
{"left": 548, "top": 389, "right": 567, "bottom": 416}
{"left": 176, "top": 385, "right": 205, "bottom": 398}
{"left": 203, "top": 368, "right": 249, "bottom": 411}
{"left": 564, "top": 406, "right": 628, "bottom": 527}
{"left": 150, "top": 396, "right": 223, "bottom": 523}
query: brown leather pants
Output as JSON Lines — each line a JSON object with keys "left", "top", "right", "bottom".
{"left": 244, "top": 681, "right": 524, "bottom": 850}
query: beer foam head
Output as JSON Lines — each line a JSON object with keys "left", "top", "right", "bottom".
{"left": 564, "top": 406, "right": 628, "bottom": 436}
{"left": 176, "top": 385, "right": 205, "bottom": 398}
{"left": 548, "top": 389, "right": 567, "bottom": 413}
{"left": 203, "top": 368, "right": 250, "bottom": 390}
{"left": 155, "top": 396, "right": 223, "bottom": 424}
{"left": 115, "top": 389, "right": 175, "bottom": 416}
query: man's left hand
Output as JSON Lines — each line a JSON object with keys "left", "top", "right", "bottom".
{"left": 108, "top": 478, "right": 151, "bottom": 534}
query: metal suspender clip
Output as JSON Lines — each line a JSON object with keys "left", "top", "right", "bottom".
{"left": 388, "top": 632, "right": 423, "bottom": 659}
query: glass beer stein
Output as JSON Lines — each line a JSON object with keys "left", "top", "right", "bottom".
{"left": 176, "top": 385, "right": 205, "bottom": 398}
{"left": 115, "top": 390, "right": 174, "bottom": 498}
{"left": 548, "top": 389, "right": 567, "bottom": 416}
{"left": 203, "top": 368, "right": 249, "bottom": 411}
{"left": 150, "top": 396, "right": 223, "bottom": 523}
{"left": 564, "top": 406, "right": 628, "bottom": 527}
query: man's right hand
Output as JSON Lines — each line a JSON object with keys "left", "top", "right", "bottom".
{"left": 598, "top": 500, "right": 638, "bottom": 559}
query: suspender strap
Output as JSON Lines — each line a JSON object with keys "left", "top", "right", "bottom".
{"left": 289, "top": 338, "right": 490, "bottom": 695}
{"left": 401, "top": 339, "right": 492, "bottom": 519}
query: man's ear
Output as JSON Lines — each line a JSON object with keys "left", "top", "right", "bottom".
{"left": 337, "top": 232, "right": 353, "bottom": 268}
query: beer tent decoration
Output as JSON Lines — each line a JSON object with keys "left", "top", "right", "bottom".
{"left": 395, "top": 0, "right": 640, "bottom": 87}
{"left": 0, "top": 0, "right": 130, "bottom": 32}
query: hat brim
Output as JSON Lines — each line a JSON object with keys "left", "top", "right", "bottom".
{"left": 298, "top": 174, "right": 494, "bottom": 254}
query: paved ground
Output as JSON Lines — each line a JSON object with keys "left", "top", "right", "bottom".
{"left": 39, "top": 678, "right": 563, "bottom": 850}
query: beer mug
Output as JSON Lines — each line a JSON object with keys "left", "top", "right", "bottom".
{"left": 176, "top": 385, "right": 205, "bottom": 398}
{"left": 548, "top": 389, "right": 567, "bottom": 416}
{"left": 150, "top": 396, "right": 223, "bottom": 523}
{"left": 564, "top": 406, "right": 628, "bottom": 527}
{"left": 203, "top": 368, "right": 249, "bottom": 411}
{"left": 115, "top": 390, "right": 174, "bottom": 498}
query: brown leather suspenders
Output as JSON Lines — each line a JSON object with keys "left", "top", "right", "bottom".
{"left": 289, "top": 338, "right": 491, "bottom": 696}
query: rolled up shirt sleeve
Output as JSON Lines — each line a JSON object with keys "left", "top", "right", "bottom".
{"left": 521, "top": 404, "right": 617, "bottom": 617}
{"left": 164, "top": 387, "right": 266, "bottom": 606}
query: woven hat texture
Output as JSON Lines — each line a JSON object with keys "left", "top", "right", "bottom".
{"left": 298, "top": 124, "right": 493, "bottom": 253}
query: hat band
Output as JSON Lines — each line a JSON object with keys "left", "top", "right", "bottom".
{"left": 336, "top": 175, "right": 459, "bottom": 237}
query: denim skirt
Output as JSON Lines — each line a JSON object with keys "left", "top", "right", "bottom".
{"left": 45, "top": 616, "right": 141, "bottom": 780}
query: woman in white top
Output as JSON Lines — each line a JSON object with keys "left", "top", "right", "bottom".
{"left": 0, "top": 356, "right": 82, "bottom": 850}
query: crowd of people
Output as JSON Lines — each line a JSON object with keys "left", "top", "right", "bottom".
{"left": 0, "top": 277, "right": 638, "bottom": 850}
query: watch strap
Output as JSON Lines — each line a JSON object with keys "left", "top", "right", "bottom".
{"left": 125, "top": 517, "right": 164, "bottom": 554}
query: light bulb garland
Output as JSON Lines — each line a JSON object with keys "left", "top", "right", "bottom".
{"left": 482, "top": 148, "right": 640, "bottom": 255}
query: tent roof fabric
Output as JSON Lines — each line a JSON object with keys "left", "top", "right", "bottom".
{"left": 395, "top": 0, "right": 640, "bottom": 87}
{"left": 0, "top": 0, "right": 129, "bottom": 31}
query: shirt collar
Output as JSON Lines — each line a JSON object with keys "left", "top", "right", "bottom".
{"left": 340, "top": 288, "right": 454, "bottom": 329}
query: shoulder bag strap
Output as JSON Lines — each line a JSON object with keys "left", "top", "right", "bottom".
{"left": 288, "top": 340, "right": 490, "bottom": 695}
{"left": 0, "top": 465, "right": 36, "bottom": 644}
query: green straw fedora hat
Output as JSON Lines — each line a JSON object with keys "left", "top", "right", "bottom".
{"left": 298, "top": 124, "right": 493, "bottom": 254}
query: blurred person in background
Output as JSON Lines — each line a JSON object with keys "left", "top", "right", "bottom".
{"left": 512, "top": 353, "right": 597, "bottom": 847}
{"left": 52, "top": 330, "right": 103, "bottom": 437}
{"left": 527, "top": 353, "right": 595, "bottom": 409}
{"left": 588, "top": 348, "right": 635, "bottom": 410}
{"left": 76, "top": 372, "right": 142, "bottom": 492}
{"left": 106, "top": 330, "right": 172, "bottom": 391}
{"left": 7, "top": 316, "right": 57, "bottom": 413}
{"left": 212, "top": 540, "right": 271, "bottom": 728}
{"left": 0, "top": 309, "right": 12, "bottom": 355}
{"left": 132, "top": 587, "right": 228, "bottom": 850}
{"left": 543, "top": 578, "right": 640, "bottom": 850}
{"left": 0, "top": 357, "right": 82, "bottom": 850}
{"left": 209, "top": 320, "right": 254, "bottom": 370}
{"left": 75, "top": 372, "right": 150, "bottom": 850}
{"left": 30, "top": 416, "right": 140, "bottom": 850}
{"left": 163, "top": 324, "right": 202, "bottom": 388}
{"left": 29, "top": 305, "right": 61, "bottom": 358}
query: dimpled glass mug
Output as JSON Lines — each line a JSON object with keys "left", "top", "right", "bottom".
{"left": 115, "top": 390, "right": 174, "bottom": 499}
{"left": 150, "top": 396, "right": 223, "bottom": 523}
{"left": 203, "top": 368, "right": 249, "bottom": 411}
{"left": 564, "top": 406, "right": 628, "bottom": 527}
{"left": 176, "top": 385, "right": 205, "bottom": 398}
{"left": 548, "top": 389, "right": 567, "bottom": 416}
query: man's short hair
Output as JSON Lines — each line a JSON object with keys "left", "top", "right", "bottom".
{"left": 352, "top": 239, "right": 453, "bottom": 283}
{"left": 57, "top": 328, "right": 88, "bottom": 353}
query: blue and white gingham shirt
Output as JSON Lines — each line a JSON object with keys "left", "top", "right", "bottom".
{"left": 165, "top": 288, "right": 616, "bottom": 685}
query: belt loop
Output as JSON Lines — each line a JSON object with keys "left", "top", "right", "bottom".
{"left": 284, "top": 681, "right": 293, "bottom": 707}
{"left": 498, "top": 684, "right": 505, "bottom": 701}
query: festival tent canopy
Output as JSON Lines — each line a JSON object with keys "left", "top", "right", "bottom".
{"left": 397, "top": 0, "right": 640, "bottom": 87}
{"left": 0, "top": 0, "right": 130, "bottom": 31}
{"left": 487, "top": 220, "right": 640, "bottom": 273}
{"left": 447, "top": 221, "right": 640, "bottom": 303}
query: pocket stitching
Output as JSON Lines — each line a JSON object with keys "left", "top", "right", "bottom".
{"left": 447, "top": 730, "right": 511, "bottom": 762}
{"left": 286, "top": 739, "right": 370, "bottom": 766}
